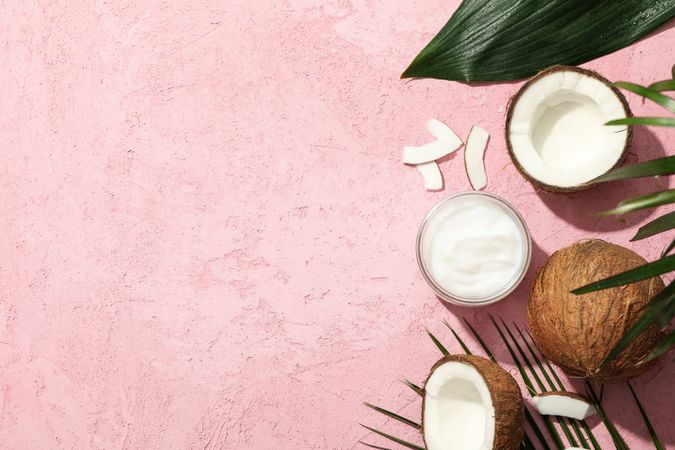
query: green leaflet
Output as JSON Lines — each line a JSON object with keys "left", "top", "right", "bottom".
{"left": 632, "top": 211, "right": 675, "bottom": 241}
{"left": 613, "top": 82, "right": 675, "bottom": 113}
{"left": 401, "top": 0, "right": 675, "bottom": 81}
{"left": 606, "top": 117, "right": 675, "bottom": 127}
{"left": 597, "top": 281, "right": 675, "bottom": 366}
{"left": 649, "top": 79, "right": 675, "bottom": 92}
{"left": 628, "top": 382, "right": 665, "bottom": 450}
{"left": 592, "top": 156, "right": 675, "bottom": 184}
{"left": 572, "top": 254, "right": 675, "bottom": 294}
{"left": 599, "top": 189, "right": 675, "bottom": 215}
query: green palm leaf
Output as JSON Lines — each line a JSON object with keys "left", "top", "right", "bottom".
{"left": 363, "top": 403, "right": 420, "bottom": 429}
{"left": 645, "top": 329, "right": 675, "bottom": 362}
{"left": 359, "top": 425, "right": 424, "bottom": 450}
{"left": 401, "top": 1, "right": 675, "bottom": 81}
{"left": 649, "top": 79, "right": 675, "bottom": 92}
{"left": 599, "top": 281, "right": 675, "bottom": 366}
{"left": 572, "top": 255, "right": 675, "bottom": 294}
{"left": 591, "top": 156, "right": 675, "bottom": 184}
{"left": 585, "top": 383, "right": 629, "bottom": 450}
{"left": 359, "top": 441, "right": 391, "bottom": 450}
{"left": 599, "top": 189, "right": 675, "bottom": 215}
{"left": 606, "top": 117, "right": 675, "bottom": 127}
{"left": 627, "top": 382, "right": 665, "bottom": 450}
{"left": 632, "top": 211, "right": 675, "bottom": 241}
{"left": 613, "top": 82, "right": 675, "bottom": 113}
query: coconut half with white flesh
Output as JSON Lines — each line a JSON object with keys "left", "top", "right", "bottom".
{"left": 422, "top": 355, "right": 524, "bottom": 450}
{"left": 506, "top": 66, "right": 632, "bottom": 192}
{"left": 533, "top": 391, "right": 597, "bottom": 420}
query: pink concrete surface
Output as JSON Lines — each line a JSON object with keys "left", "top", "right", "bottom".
{"left": 0, "top": 1, "right": 673, "bottom": 449}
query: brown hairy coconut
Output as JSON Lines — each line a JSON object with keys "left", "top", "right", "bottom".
{"left": 422, "top": 354, "right": 524, "bottom": 450}
{"left": 506, "top": 66, "right": 632, "bottom": 193}
{"left": 528, "top": 240, "right": 667, "bottom": 382}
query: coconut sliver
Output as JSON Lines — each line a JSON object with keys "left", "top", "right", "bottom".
{"left": 402, "top": 140, "right": 461, "bottom": 164}
{"left": 417, "top": 161, "right": 443, "bottom": 191}
{"left": 464, "top": 126, "right": 489, "bottom": 190}
{"left": 427, "top": 118, "right": 462, "bottom": 147}
{"left": 533, "top": 392, "right": 597, "bottom": 420}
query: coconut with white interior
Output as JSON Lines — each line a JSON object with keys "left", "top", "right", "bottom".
{"left": 506, "top": 66, "right": 631, "bottom": 192}
{"left": 422, "top": 354, "right": 524, "bottom": 450}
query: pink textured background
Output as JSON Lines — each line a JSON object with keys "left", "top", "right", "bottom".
{"left": 0, "top": 1, "right": 673, "bottom": 449}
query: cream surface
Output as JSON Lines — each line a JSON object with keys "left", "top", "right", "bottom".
{"left": 423, "top": 196, "right": 526, "bottom": 300}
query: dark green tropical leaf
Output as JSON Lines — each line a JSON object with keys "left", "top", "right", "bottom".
{"left": 363, "top": 402, "right": 420, "bottom": 429}
{"left": 592, "top": 156, "right": 675, "bottom": 184}
{"left": 498, "top": 319, "right": 578, "bottom": 447}
{"left": 401, "top": 1, "right": 675, "bottom": 81}
{"left": 606, "top": 117, "right": 675, "bottom": 127}
{"left": 359, "top": 441, "right": 391, "bottom": 450}
{"left": 426, "top": 328, "right": 449, "bottom": 355}
{"left": 489, "top": 317, "right": 565, "bottom": 449}
{"left": 585, "top": 383, "right": 629, "bottom": 450}
{"left": 513, "top": 324, "right": 589, "bottom": 449}
{"left": 443, "top": 320, "right": 472, "bottom": 355}
{"left": 401, "top": 378, "right": 423, "bottom": 397}
{"left": 598, "top": 281, "right": 675, "bottom": 365}
{"left": 572, "top": 254, "right": 675, "bottom": 294}
{"left": 627, "top": 382, "right": 665, "bottom": 450}
{"left": 649, "top": 79, "right": 675, "bottom": 92}
{"left": 360, "top": 424, "right": 424, "bottom": 450}
{"left": 632, "top": 211, "right": 675, "bottom": 241}
{"left": 463, "top": 319, "right": 495, "bottom": 361}
{"left": 662, "top": 238, "right": 675, "bottom": 257}
{"left": 614, "top": 82, "right": 675, "bottom": 113}
{"left": 645, "top": 328, "right": 675, "bottom": 362}
{"left": 599, "top": 189, "right": 675, "bottom": 215}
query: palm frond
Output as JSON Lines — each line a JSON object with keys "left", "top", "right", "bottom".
{"left": 363, "top": 402, "right": 420, "bottom": 429}
{"left": 360, "top": 424, "right": 424, "bottom": 450}
{"left": 627, "top": 382, "right": 665, "bottom": 450}
{"left": 571, "top": 254, "right": 675, "bottom": 294}
{"left": 592, "top": 156, "right": 675, "bottom": 184}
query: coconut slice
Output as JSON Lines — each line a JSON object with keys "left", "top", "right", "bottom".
{"left": 427, "top": 118, "right": 462, "bottom": 147}
{"left": 506, "top": 66, "right": 631, "bottom": 192}
{"left": 464, "top": 126, "right": 489, "bottom": 190}
{"left": 422, "top": 355, "right": 524, "bottom": 450}
{"left": 533, "top": 392, "right": 597, "bottom": 420}
{"left": 402, "top": 140, "right": 461, "bottom": 164}
{"left": 417, "top": 161, "right": 443, "bottom": 191}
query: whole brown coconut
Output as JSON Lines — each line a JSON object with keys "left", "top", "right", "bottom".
{"left": 528, "top": 240, "right": 667, "bottom": 382}
{"left": 421, "top": 354, "right": 524, "bottom": 450}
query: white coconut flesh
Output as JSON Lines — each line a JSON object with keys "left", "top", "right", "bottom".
{"left": 533, "top": 393, "right": 597, "bottom": 420}
{"left": 417, "top": 161, "right": 443, "bottom": 191}
{"left": 424, "top": 361, "right": 495, "bottom": 450}
{"left": 509, "top": 70, "right": 628, "bottom": 188}
{"left": 464, "top": 126, "right": 489, "bottom": 190}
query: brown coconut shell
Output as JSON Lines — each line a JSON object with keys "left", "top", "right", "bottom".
{"left": 421, "top": 354, "right": 524, "bottom": 450}
{"left": 528, "top": 240, "right": 667, "bottom": 382}
{"left": 505, "top": 66, "right": 633, "bottom": 193}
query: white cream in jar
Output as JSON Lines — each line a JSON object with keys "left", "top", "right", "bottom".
{"left": 417, "top": 192, "right": 531, "bottom": 305}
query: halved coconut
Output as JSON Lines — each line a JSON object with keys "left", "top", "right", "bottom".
{"left": 422, "top": 355, "right": 524, "bottom": 450}
{"left": 506, "top": 66, "right": 632, "bottom": 192}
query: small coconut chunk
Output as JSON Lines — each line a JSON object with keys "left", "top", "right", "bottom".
{"left": 464, "top": 126, "right": 489, "bottom": 190}
{"left": 402, "top": 140, "right": 461, "bottom": 165}
{"left": 427, "top": 118, "right": 462, "bottom": 147}
{"left": 417, "top": 161, "right": 443, "bottom": 191}
{"left": 533, "top": 392, "right": 597, "bottom": 420}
